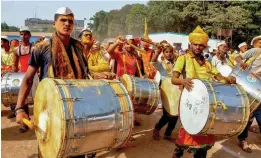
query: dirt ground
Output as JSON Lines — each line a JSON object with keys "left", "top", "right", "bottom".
{"left": 1, "top": 104, "right": 261, "bottom": 158}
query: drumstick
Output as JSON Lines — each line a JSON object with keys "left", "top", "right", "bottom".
{"left": 22, "top": 118, "right": 34, "bottom": 130}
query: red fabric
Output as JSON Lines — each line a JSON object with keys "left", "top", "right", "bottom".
{"left": 142, "top": 49, "right": 157, "bottom": 79}
{"left": 1, "top": 66, "right": 12, "bottom": 76}
{"left": 19, "top": 53, "right": 30, "bottom": 72}
{"left": 176, "top": 127, "right": 215, "bottom": 148}
{"left": 111, "top": 50, "right": 141, "bottom": 77}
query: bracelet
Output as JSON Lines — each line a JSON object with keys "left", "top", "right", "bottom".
{"left": 15, "top": 109, "right": 25, "bottom": 115}
{"left": 15, "top": 106, "right": 24, "bottom": 112}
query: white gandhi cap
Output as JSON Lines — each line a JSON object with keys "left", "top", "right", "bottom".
{"left": 217, "top": 41, "right": 227, "bottom": 48}
{"left": 238, "top": 42, "right": 247, "bottom": 48}
{"left": 125, "top": 35, "right": 134, "bottom": 40}
{"left": 250, "top": 35, "right": 261, "bottom": 46}
{"left": 20, "top": 26, "right": 30, "bottom": 32}
{"left": 1, "top": 36, "right": 8, "bottom": 41}
{"left": 55, "top": 7, "right": 74, "bottom": 16}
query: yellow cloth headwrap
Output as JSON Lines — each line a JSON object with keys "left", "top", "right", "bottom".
{"left": 189, "top": 26, "right": 209, "bottom": 47}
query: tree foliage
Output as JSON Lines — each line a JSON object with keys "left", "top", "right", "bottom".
{"left": 88, "top": 1, "right": 261, "bottom": 47}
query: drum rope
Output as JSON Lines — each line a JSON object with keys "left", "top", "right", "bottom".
{"left": 234, "top": 85, "right": 249, "bottom": 135}
{"left": 204, "top": 80, "right": 228, "bottom": 134}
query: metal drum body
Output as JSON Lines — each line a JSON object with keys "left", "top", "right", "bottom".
{"left": 1, "top": 72, "right": 39, "bottom": 106}
{"left": 160, "top": 77, "right": 181, "bottom": 116}
{"left": 34, "top": 78, "right": 133, "bottom": 158}
{"left": 230, "top": 65, "right": 261, "bottom": 113}
{"left": 180, "top": 79, "right": 250, "bottom": 136}
{"left": 120, "top": 74, "right": 160, "bottom": 115}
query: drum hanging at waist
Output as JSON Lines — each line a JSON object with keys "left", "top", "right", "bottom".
{"left": 179, "top": 79, "right": 250, "bottom": 137}
{"left": 34, "top": 78, "right": 134, "bottom": 158}
{"left": 120, "top": 74, "right": 160, "bottom": 115}
{"left": 160, "top": 77, "right": 181, "bottom": 116}
{"left": 1, "top": 72, "right": 39, "bottom": 107}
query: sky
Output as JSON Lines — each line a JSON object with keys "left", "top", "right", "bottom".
{"left": 1, "top": 0, "right": 147, "bottom": 27}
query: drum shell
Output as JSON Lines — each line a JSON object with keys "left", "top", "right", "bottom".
{"left": 180, "top": 79, "right": 250, "bottom": 136}
{"left": 230, "top": 65, "right": 261, "bottom": 113}
{"left": 34, "top": 79, "right": 134, "bottom": 158}
{"left": 160, "top": 77, "right": 181, "bottom": 116}
{"left": 1, "top": 72, "right": 39, "bottom": 107}
{"left": 120, "top": 74, "right": 160, "bottom": 115}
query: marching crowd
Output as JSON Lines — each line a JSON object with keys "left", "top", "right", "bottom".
{"left": 1, "top": 6, "right": 260, "bottom": 158}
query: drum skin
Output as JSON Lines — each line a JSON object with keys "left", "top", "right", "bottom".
{"left": 180, "top": 79, "right": 250, "bottom": 137}
{"left": 1, "top": 72, "right": 39, "bottom": 107}
{"left": 120, "top": 74, "right": 160, "bottom": 115}
{"left": 34, "top": 78, "right": 133, "bottom": 158}
{"left": 230, "top": 65, "right": 261, "bottom": 113}
{"left": 160, "top": 77, "right": 181, "bottom": 116}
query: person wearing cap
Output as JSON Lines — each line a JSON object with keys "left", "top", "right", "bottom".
{"left": 233, "top": 42, "right": 248, "bottom": 65}
{"left": 211, "top": 41, "right": 234, "bottom": 72}
{"left": 1, "top": 36, "right": 18, "bottom": 119}
{"left": 87, "top": 41, "right": 110, "bottom": 73}
{"left": 1, "top": 36, "right": 13, "bottom": 69}
{"left": 107, "top": 35, "right": 145, "bottom": 78}
{"left": 171, "top": 26, "right": 236, "bottom": 158}
{"left": 14, "top": 6, "right": 114, "bottom": 138}
{"left": 234, "top": 36, "right": 261, "bottom": 153}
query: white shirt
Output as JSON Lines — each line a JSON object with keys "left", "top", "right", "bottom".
{"left": 14, "top": 44, "right": 34, "bottom": 56}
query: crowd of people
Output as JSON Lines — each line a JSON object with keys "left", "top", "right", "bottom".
{"left": 1, "top": 6, "right": 260, "bottom": 158}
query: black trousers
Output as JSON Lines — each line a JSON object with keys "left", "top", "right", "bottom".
{"left": 154, "top": 107, "right": 178, "bottom": 136}
{"left": 238, "top": 104, "right": 261, "bottom": 141}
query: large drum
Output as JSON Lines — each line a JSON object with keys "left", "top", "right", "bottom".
{"left": 34, "top": 78, "right": 133, "bottom": 158}
{"left": 230, "top": 65, "right": 261, "bottom": 113}
{"left": 160, "top": 77, "right": 181, "bottom": 116}
{"left": 1, "top": 72, "right": 39, "bottom": 106}
{"left": 180, "top": 79, "right": 250, "bottom": 136}
{"left": 120, "top": 74, "right": 160, "bottom": 115}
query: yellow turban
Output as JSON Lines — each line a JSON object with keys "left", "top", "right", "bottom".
{"left": 189, "top": 26, "right": 209, "bottom": 47}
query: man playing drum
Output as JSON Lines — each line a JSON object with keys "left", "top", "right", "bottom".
{"left": 171, "top": 26, "right": 236, "bottom": 158}
{"left": 14, "top": 7, "right": 114, "bottom": 158}
{"left": 151, "top": 45, "right": 179, "bottom": 142}
{"left": 234, "top": 35, "right": 261, "bottom": 153}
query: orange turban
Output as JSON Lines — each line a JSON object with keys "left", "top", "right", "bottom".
{"left": 189, "top": 26, "right": 209, "bottom": 47}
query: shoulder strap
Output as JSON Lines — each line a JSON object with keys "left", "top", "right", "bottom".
{"left": 181, "top": 55, "right": 186, "bottom": 79}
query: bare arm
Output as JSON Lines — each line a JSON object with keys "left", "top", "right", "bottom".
{"left": 16, "top": 66, "right": 38, "bottom": 109}
{"left": 107, "top": 42, "right": 119, "bottom": 55}
{"left": 12, "top": 52, "right": 19, "bottom": 72}
{"left": 151, "top": 47, "right": 162, "bottom": 62}
{"left": 171, "top": 71, "right": 183, "bottom": 85}
{"left": 234, "top": 55, "right": 244, "bottom": 65}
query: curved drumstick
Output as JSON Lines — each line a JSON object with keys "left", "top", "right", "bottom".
{"left": 22, "top": 118, "right": 34, "bottom": 130}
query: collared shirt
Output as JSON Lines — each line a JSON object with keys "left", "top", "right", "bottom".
{"left": 174, "top": 53, "right": 219, "bottom": 80}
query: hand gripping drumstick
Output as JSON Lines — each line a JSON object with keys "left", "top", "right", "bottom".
{"left": 22, "top": 118, "right": 34, "bottom": 130}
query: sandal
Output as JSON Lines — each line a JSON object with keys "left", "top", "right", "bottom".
{"left": 238, "top": 140, "right": 252, "bottom": 153}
